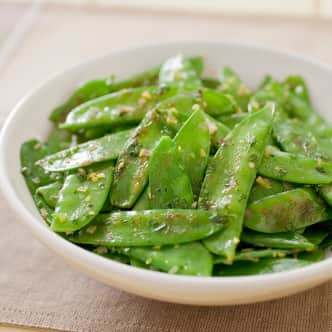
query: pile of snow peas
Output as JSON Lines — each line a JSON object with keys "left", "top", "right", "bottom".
{"left": 21, "top": 55, "right": 332, "bottom": 277}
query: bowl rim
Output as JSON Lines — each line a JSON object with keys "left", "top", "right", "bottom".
{"left": 1, "top": 40, "right": 332, "bottom": 292}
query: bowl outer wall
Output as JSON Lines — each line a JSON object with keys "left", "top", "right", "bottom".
{"left": 1, "top": 41, "right": 332, "bottom": 305}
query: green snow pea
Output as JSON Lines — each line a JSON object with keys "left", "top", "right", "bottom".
{"left": 302, "top": 227, "right": 328, "bottom": 246}
{"left": 244, "top": 188, "right": 330, "bottom": 233}
{"left": 248, "top": 176, "right": 294, "bottom": 204}
{"left": 50, "top": 65, "right": 160, "bottom": 123}
{"left": 92, "top": 247, "right": 131, "bottom": 264}
{"left": 111, "top": 95, "right": 198, "bottom": 208}
{"left": 69, "top": 209, "right": 227, "bottom": 247}
{"left": 61, "top": 86, "right": 177, "bottom": 130}
{"left": 297, "top": 249, "right": 324, "bottom": 262}
{"left": 199, "top": 105, "right": 274, "bottom": 261}
{"left": 219, "top": 66, "right": 251, "bottom": 111}
{"left": 149, "top": 136, "right": 194, "bottom": 209}
{"left": 259, "top": 145, "right": 332, "bottom": 184}
{"left": 159, "top": 54, "right": 203, "bottom": 87}
{"left": 214, "top": 248, "right": 294, "bottom": 264}
{"left": 33, "top": 194, "right": 54, "bottom": 225}
{"left": 47, "top": 127, "right": 79, "bottom": 153}
{"left": 51, "top": 162, "right": 114, "bottom": 232}
{"left": 126, "top": 242, "right": 213, "bottom": 276}
{"left": 36, "top": 182, "right": 63, "bottom": 208}
{"left": 217, "top": 113, "right": 248, "bottom": 129}
{"left": 20, "top": 139, "right": 61, "bottom": 193}
{"left": 132, "top": 188, "right": 150, "bottom": 210}
{"left": 37, "top": 129, "right": 134, "bottom": 172}
{"left": 173, "top": 109, "right": 210, "bottom": 196}
{"left": 214, "top": 257, "right": 314, "bottom": 276}
{"left": 240, "top": 229, "right": 315, "bottom": 250}
{"left": 202, "top": 77, "right": 220, "bottom": 89}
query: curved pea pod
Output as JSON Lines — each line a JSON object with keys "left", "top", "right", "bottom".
{"left": 259, "top": 145, "right": 332, "bottom": 184}
{"left": 68, "top": 209, "right": 227, "bottom": 247}
{"left": 204, "top": 114, "right": 230, "bottom": 148}
{"left": 241, "top": 229, "right": 315, "bottom": 250}
{"left": 110, "top": 95, "right": 197, "bottom": 208}
{"left": 46, "top": 127, "right": 79, "bottom": 153}
{"left": 214, "top": 248, "right": 294, "bottom": 264}
{"left": 199, "top": 105, "right": 274, "bottom": 262}
{"left": 174, "top": 109, "right": 210, "bottom": 196}
{"left": 248, "top": 176, "right": 294, "bottom": 204}
{"left": 126, "top": 242, "right": 213, "bottom": 276}
{"left": 159, "top": 55, "right": 203, "bottom": 87}
{"left": 214, "top": 257, "right": 314, "bottom": 276}
{"left": 284, "top": 75, "right": 311, "bottom": 104}
{"left": 133, "top": 188, "right": 150, "bottom": 210}
{"left": 244, "top": 188, "right": 331, "bottom": 233}
{"left": 51, "top": 162, "right": 114, "bottom": 232}
{"left": 218, "top": 66, "right": 251, "bottom": 111}
{"left": 50, "top": 65, "right": 160, "bottom": 123}
{"left": 36, "top": 182, "right": 63, "bottom": 208}
{"left": 217, "top": 113, "right": 247, "bottom": 129}
{"left": 149, "top": 136, "right": 193, "bottom": 209}
{"left": 33, "top": 194, "right": 54, "bottom": 225}
{"left": 61, "top": 86, "right": 177, "bottom": 130}
{"left": 37, "top": 129, "right": 134, "bottom": 172}
{"left": 20, "top": 139, "right": 62, "bottom": 193}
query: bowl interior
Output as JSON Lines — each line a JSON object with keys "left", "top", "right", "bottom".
{"left": 2, "top": 42, "right": 332, "bottom": 304}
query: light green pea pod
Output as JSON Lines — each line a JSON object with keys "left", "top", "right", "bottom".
{"left": 126, "top": 242, "right": 213, "bottom": 276}
{"left": 218, "top": 66, "right": 251, "bottom": 111}
{"left": 199, "top": 104, "right": 274, "bottom": 262}
{"left": 50, "top": 65, "right": 160, "bottom": 123}
{"left": 37, "top": 129, "right": 134, "bottom": 172}
{"left": 217, "top": 113, "right": 248, "bottom": 129}
{"left": 259, "top": 145, "right": 332, "bottom": 184}
{"left": 240, "top": 229, "right": 315, "bottom": 250}
{"left": 36, "top": 182, "right": 63, "bottom": 208}
{"left": 51, "top": 162, "right": 114, "bottom": 232}
{"left": 47, "top": 127, "right": 79, "bottom": 153}
{"left": 159, "top": 55, "right": 203, "bottom": 87}
{"left": 68, "top": 210, "right": 227, "bottom": 247}
{"left": 149, "top": 136, "right": 194, "bottom": 209}
{"left": 244, "top": 188, "right": 330, "bottom": 233}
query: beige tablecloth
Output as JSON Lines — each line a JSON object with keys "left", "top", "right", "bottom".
{"left": 1, "top": 3, "right": 332, "bottom": 331}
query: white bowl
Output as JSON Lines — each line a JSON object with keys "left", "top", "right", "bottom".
{"left": 1, "top": 42, "right": 332, "bottom": 306}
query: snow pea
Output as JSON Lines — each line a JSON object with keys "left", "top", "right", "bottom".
{"left": 50, "top": 65, "right": 160, "bottom": 123}
{"left": 37, "top": 129, "right": 134, "bottom": 172}
{"left": 240, "top": 229, "right": 315, "bottom": 250}
{"left": 126, "top": 242, "right": 213, "bottom": 276}
{"left": 69, "top": 209, "right": 227, "bottom": 247}
{"left": 214, "top": 248, "right": 294, "bottom": 264}
{"left": 20, "top": 139, "right": 61, "bottom": 194}
{"left": 259, "top": 145, "right": 332, "bottom": 184}
{"left": 244, "top": 188, "right": 330, "bottom": 233}
{"left": 159, "top": 54, "right": 203, "bottom": 87}
{"left": 36, "top": 181, "right": 63, "bottom": 208}
{"left": 302, "top": 227, "right": 328, "bottom": 246}
{"left": 51, "top": 161, "right": 114, "bottom": 232}
{"left": 173, "top": 109, "right": 210, "bottom": 196}
{"left": 248, "top": 177, "right": 294, "bottom": 204}
{"left": 47, "top": 127, "right": 79, "bottom": 153}
{"left": 199, "top": 105, "right": 274, "bottom": 261}
{"left": 149, "top": 136, "right": 194, "bottom": 209}
{"left": 61, "top": 86, "right": 179, "bottom": 130}
{"left": 219, "top": 66, "right": 251, "bottom": 111}
{"left": 217, "top": 113, "right": 248, "bottom": 129}
{"left": 202, "top": 77, "right": 220, "bottom": 89}
{"left": 215, "top": 257, "right": 314, "bottom": 276}
{"left": 33, "top": 194, "right": 54, "bottom": 225}
{"left": 111, "top": 95, "right": 197, "bottom": 208}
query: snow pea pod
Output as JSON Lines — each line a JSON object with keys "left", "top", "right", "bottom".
{"left": 244, "top": 188, "right": 330, "bottom": 233}
{"left": 217, "top": 113, "right": 248, "bottom": 129}
{"left": 20, "top": 139, "right": 61, "bottom": 193}
{"left": 240, "top": 229, "right": 315, "bottom": 250}
{"left": 37, "top": 129, "right": 134, "bottom": 172}
{"left": 61, "top": 86, "right": 177, "bottom": 130}
{"left": 36, "top": 181, "right": 63, "bottom": 208}
{"left": 214, "top": 248, "right": 294, "bottom": 264}
{"left": 126, "top": 242, "right": 213, "bottom": 276}
{"left": 248, "top": 177, "right": 294, "bottom": 204}
{"left": 259, "top": 145, "right": 332, "bottom": 184}
{"left": 159, "top": 54, "right": 203, "bottom": 87}
{"left": 202, "top": 77, "right": 220, "bottom": 89}
{"left": 50, "top": 65, "right": 160, "bottom": 123}
{"left": 51, "top": 162, "right": 114, "bottom": 232}
{"left": 173, "top": 109, "right": 210, "bottom": 196}
{"left": 215, "top": 257, "right": 315, "bottom": 276}
{"left": 33, "top": 194, "right": 54, "bottom": 225}
{"left": 111, "top": 95, "right": 197, "bottom": 208}
{"left": 303, "top": 227, "right": 328, "bottom": 246}
{"left": 199, "top": 105, "right": 274, "bottom": 261}
{"left": 149, "top": 136, "right": 194, "bottom": 209}
{"left": 69, "top": 209, "right": 227, "bottom": 247}
{"left": 218, "top": 66, "right": 251, "bottom": 111}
